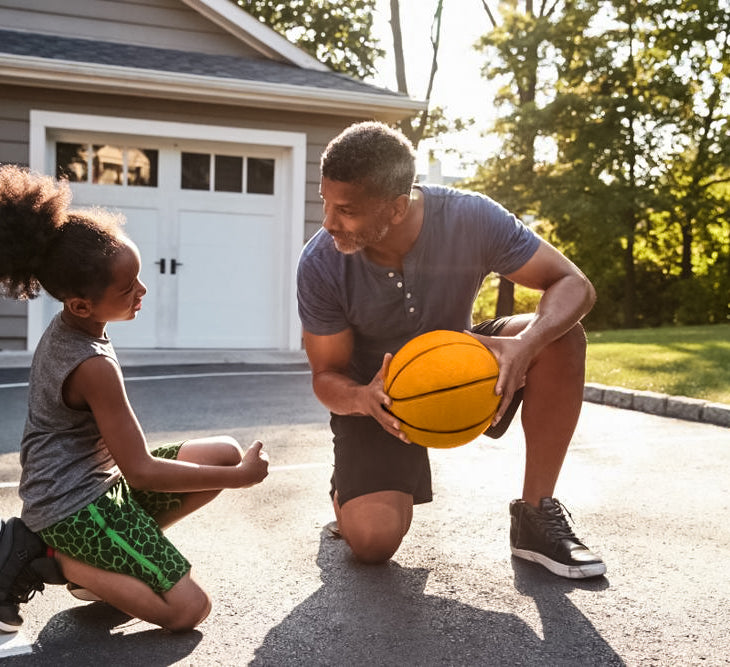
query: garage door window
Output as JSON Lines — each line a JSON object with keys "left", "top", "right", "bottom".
{"left": 181, "top": 153, "right": 274, "bottom": 194}
{"left": 247, "top": 158, "right": 275, "bottom": 195}
{"left": 56, "top": 142, "right": 158, "bottom": 187}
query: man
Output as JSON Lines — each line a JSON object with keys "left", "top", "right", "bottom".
{"left": 297, "top": 121, "right": 605, "bottom": 579}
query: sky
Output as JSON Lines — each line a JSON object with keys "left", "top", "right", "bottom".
{"left": 367, "top": 0, "right": 502, "bottom": 178}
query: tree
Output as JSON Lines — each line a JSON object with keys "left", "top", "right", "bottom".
{"left": 657, "top": 0, "right": 730, "bottom": 280}
{"left": 238, "top": 1, "right": 472, "bottom": 151}
{"left": 236, "top": 0, "right": 384, "bottom": 79}
{"left": 467, "top": 0, "right": 603, "bottom": 317}
{"left": 388, "top": 0, "right": 447, "bottom": 148}
{"left": 467, "top": 0, "right": 730, "bottom": 328}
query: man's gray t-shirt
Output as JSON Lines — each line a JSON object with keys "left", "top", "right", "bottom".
{"left": 19, "top": 313, "right": 121, "bottom": 532}
{"left": 297, "top": 184, "right": 541, "bottom": 385}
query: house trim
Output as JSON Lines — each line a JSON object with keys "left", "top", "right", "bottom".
{"left": 181, "top": 0, "right": 330, "bottom": 71}
{"left": 27, "top": 110, "right": 306, "bottom": 351}
{"left": 0, "top": 54, "right": 424, "bottom": 122}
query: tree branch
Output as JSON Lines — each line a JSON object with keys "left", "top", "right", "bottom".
{"left": 390, "top": 0, "right": 409, "bottom": 95}
{"left": 411, "top": 0, "right": 445, "bottom": 146}
{"left": 479, "top": 0, "right": 498, "bottom": 29}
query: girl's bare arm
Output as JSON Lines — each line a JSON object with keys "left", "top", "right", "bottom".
{"left": 65, "top": 356, "right": 267, "bottom": 491}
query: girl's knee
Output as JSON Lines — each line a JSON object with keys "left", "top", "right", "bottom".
{"left": 163, "top": 583, "right": 211, "bottom": 632}
{"left": 217, "top": 436, "right": 243, "bottom": 464}
{"left": 179, "top": 435, "right": 242, "bottom": 466}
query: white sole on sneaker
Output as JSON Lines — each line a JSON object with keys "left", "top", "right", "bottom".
{"left": 0, "top": 620, "right": 21, "bottom": 633}
{"left": 511, "top": 546, "right": 607, "bottom": 579}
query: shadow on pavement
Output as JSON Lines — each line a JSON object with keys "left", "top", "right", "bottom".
{"left": 251, "top": 528, "right": 624, "bottom": 666}
{"left": 2, "top": 604, "right": 202, "bottom": 666}
{"left": 511, "top": 558, "right": 624, "bottom": 665}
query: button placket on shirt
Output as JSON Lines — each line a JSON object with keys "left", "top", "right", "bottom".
{"left": 388, "top": 271, "right": 416, "bottom": 316}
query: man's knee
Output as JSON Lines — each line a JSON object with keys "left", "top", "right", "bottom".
{"left": 338, "top": 491, "right": 413, "bottom": 564}
{"left": 344, "top": 522, "right": 404, "bottom": 564}
{"left": 539, "top": 322, "right": 587, "bottom": 366}
{"left": 557, "top": 322, "right": 588, "bottom": 368}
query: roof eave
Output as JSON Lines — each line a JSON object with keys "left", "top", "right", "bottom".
{"left": 181, "top": 0, "right": 331, "bottom": 72}
{"left": 0, "top": 54, "right": 425, "bottom": 123}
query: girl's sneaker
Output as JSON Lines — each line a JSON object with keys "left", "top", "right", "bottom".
{"left": 0, "top": 517, "right": 45, "bottom": 633}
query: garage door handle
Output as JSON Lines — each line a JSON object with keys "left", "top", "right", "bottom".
{"left": 155, "top": 258, "right": 166, "bottom": 274}
{"left": 171, "top": 259, "right": 183, "bottom": 274}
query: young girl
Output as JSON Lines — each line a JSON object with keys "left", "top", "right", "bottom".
{"left": 0, "top": 165, "right": 269, "bottom": 632}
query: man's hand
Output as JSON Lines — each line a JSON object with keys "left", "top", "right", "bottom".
{"left": 466, "top": 332, "right": 533, "bottom": 426}
{"left": 364, "top": 353, "right": 411, "bottom": 443}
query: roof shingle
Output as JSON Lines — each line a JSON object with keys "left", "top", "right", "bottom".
{"left": 0, "top": 29, "right": 404, "bottom": 98}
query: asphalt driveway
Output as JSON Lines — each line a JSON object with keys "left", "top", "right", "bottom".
{"left": 0, "top": 363, "right": 728, "bottom": 666}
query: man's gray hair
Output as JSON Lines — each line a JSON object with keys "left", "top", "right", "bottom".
{"left": 321, "top": 121, "right": 416, "bottom": 199}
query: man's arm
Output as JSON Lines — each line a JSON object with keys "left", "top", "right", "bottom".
{"left": 303, "top": 329, "right": 408, "bottom": 441}
{"left": 506, "top": 239, "right": 596, "bottom": 346}
{"left": 469, "top": 239, "right": 596, "bottom": 417}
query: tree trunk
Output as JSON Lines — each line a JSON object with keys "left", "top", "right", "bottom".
{"left": 623, "top": 218, "right": 637, "bottom": 328}
{"left": 495, "top": 276, "right": 515, "bottom": 317}
{"left": 680, "top": 222, "right": 693, "bottom": 279}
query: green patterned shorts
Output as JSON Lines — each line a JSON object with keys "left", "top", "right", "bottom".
{"left": 38, "top": 443, "right": 190, "bottom": 594}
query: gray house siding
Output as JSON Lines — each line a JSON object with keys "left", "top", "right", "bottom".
{"left": 0, "top": 0, "right": 263, "bottom": 58}
{"left": 0, "top": 0, "right": 422, "bottom": 350}
{"left": 0, "top": 300, "right": 26, "bottom": 350}
{"left": 0, "top": 84, "right": 358, "bottom": 349}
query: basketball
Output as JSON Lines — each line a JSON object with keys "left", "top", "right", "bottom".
{"left": 384, "top": 330, "right": 501, "bottom": 448}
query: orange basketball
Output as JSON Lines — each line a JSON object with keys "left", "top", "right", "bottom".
{"left": 384, "top": 330, "right": 501, "bottom": 448}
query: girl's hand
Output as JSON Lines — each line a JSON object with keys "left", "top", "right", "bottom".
{"left": 239, "top": 440, "right": 269, "bottom": 487}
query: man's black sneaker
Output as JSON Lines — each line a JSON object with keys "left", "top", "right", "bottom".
{"left": 510, "top": 497, "right": 607, "bottom": 579}
{"left": 0, "top": 517, "right": 46, "bottom": 632}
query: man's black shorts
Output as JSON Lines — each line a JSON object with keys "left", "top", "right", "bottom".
{"left": 330, "top": 317, "right": 525, "bottom": 507}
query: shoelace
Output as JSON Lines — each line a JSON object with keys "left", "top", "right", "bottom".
{"left": 9, "top": 564, "right": 46, "bottom": 604}
{"left": 535, "top": 499, "right": 578, "bottom": 541}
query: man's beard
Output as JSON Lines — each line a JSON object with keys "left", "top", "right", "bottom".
{"left": 330, "top": 220, "right": 390, "bottom": 254}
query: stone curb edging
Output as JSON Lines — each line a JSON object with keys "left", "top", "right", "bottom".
{"left": 584, "top": 383, "right": 730, "bottom": 428}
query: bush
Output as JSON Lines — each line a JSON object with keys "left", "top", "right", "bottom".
{"left": 472, "top": 275, "right": 541, "bottom": 324}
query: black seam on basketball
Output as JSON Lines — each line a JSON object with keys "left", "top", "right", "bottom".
{"left": 393, "top": 402, "right": 500, "bottom": 435}
{"left": 395, "top": 410, "right": 497, "bottom": 435}
{"left": 389, "top": 375, "right": 499, "bottom": 401}
{"left": 387, "top": 340, "right": 496, "bottom": 391}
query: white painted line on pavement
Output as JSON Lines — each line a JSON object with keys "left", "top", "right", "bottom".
{"left": 124, "top": 370, "right": 311, "bottom": 383}
{"left": 0, "top": 369, "right": 311, "bottom": 390}
{"left": 269, "top": 462, "right": 330, "bottom": 472}
{"left": 0, "top": 631, "right": 33, "bottom": 656}
{"left": 0, "top": 462, "right": 330, "bottom": 490}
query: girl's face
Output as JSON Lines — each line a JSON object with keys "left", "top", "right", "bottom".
{"left": 91, "top": 241, "right": 147, "bottom": 323}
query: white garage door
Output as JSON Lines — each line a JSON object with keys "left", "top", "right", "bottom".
{"left": 44, "top": 135, "right": 292, "bottom": 349}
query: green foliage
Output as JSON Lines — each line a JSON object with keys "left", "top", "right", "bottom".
{"left": 472, "top": 275, "right": 541, "bottom": 324}
{"left": 469, "top": 0, "right": 730, "bottom": 329}
{"left": 235, "top": 1, "right": 470, "bottom": 149}
{"left": 235, "top": 0, "right": 384, "bottom": 79}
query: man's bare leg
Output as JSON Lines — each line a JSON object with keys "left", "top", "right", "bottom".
{"left": 333, "top": 490, "right": 413, "bottom": 564}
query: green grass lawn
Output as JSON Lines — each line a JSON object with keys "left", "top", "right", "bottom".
{"left": 586, "top": 323, "right": 730, "bottom": 404}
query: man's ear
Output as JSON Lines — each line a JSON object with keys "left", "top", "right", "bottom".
{"left": 66, "top": 297, "right": 93, "bottom": 318}
{"left": 390, "top": 193, "right": 411, "bottom": 224}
